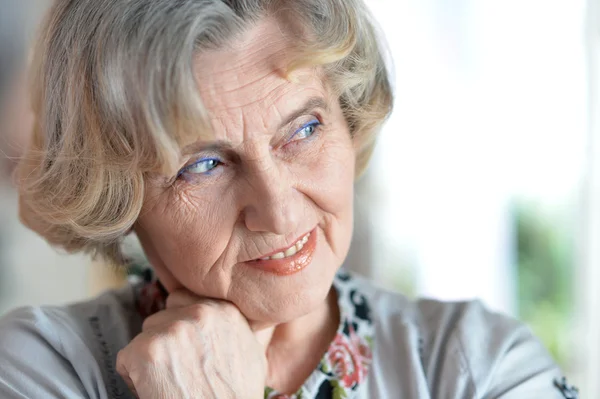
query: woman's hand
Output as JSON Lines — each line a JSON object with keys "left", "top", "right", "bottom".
{"left": 116, "top": 290, "right": 268, "bottom": 399}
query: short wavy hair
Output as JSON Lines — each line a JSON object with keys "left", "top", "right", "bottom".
{"left": 17, "top": 0, "right": 393, "bottom": 266}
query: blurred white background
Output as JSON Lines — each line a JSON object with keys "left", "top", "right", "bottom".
{"left": 0, "top": 0, "right": 90, "bottom": 316}
{"left": 0, "top": 0, "right": 596, "bottom": 395}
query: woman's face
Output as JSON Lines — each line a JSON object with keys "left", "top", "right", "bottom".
{"left": 135, "top": 19, "right": 356, "bottom": 325}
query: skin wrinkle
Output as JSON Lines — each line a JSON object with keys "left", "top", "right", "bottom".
{"left": 204, "top": 22, "right": 289, "bottom": 81}
{"left": 216, "top": 68, "right": 275, "bottom": 97}
{"left": 143, "top": 191, "right": 232, "bottom": 288}
{"left": 204, "top": 36, "right": 280, "bottom": 78}
{"left": 200, "top": 57, "right": 286, "bottom": 109}
{"left": 199, "top": 34, "right": 304, "bottom": 114}
{"left": 208, "top": 79, "right": 289, "bottom": 114}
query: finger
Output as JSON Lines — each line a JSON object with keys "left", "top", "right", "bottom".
{"left": 144, "top": 297, "right": 245, "bottom": 332}
{"left": 165, "top": 289, "right": 204, "bottom": 309}
{"left": 121, "top": 374, "right": 139, "bottom": 399}
{"left": 141, "top": 301, "right": 217, "bottom": 331}
{"left": 141, "top": 307, "right": 189, "bottom": 331}
{"left": 116, "top": 350, "right": 140, "bottom": 398}
{"left": 165, "top": 289, "right": 237, "bottom": 311}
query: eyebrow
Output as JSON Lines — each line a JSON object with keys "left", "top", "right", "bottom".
{"left": 276, "top": 96, "right": 330, "bottom": 131}
{"left": 180, "top": 96, "right": 330, "bottom": 157}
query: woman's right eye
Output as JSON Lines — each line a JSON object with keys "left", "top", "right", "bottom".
{"left": 180, "top": 158, "right": 221, "bottom": 176}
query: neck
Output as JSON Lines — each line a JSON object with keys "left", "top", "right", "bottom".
{"left": 255, "top": 286, "right": 340, "bottom": 394}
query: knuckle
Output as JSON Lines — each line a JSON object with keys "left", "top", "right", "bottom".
{"left": 115, "top": 349, "right": 129, "bottom": 373}
{"left": 142, "top": 337, "right": 166, "bottom": 363}
{"left": 125, "top": 333, "right": 167, "bottom": 364}
{"left": 220, "top": 302, "right": 240, "bottom": 317}
{"left": 164, "top": 319, "right": 192, "bottom": 337}
{"left": 140, "top": 311, "right": 163, "bottom": 331}
{"left": 165, "top": 290, "right": 193, "bottom": 309}
{"left": 188, "top": 303, "right": 210, "bottom": 321}
{"left": 216, "top": 301, "right": 242, "bottom": 320}
{"left": 165, "top": 294, "right": 178, "bottom": 309}
{"left": 141, "top": 317, "right": 154, "bottom": 332}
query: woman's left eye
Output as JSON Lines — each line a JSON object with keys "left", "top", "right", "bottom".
{"left": 290, "top": 120, "right": 321, "bottom": 142}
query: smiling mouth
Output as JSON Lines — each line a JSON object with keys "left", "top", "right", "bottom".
{"left": 247, "top": 228, "right": 317, "bottom": 276}
{"left": 256, "top": 232, "right": 311, "bottom": 261}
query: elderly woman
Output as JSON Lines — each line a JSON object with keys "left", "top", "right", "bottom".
{"left": 0, "top": 0, "right": 576, "bottom": 398}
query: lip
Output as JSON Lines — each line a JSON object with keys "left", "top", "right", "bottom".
{"left": 246, "top": 228, "right": 317, "bottom": 276}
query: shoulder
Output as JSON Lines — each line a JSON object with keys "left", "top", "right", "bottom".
{"left": 0, "top": 285, "right": 140, "bottom": 399}
{"left": 0, "top": 283, "right": 141, "bottom": 353}
{"left": 345, "top": 271, "right": 571, "bottom": 398}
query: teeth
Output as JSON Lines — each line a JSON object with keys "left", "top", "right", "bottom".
{"left": 259, "top": 233, "right": 311, "bottom": 261}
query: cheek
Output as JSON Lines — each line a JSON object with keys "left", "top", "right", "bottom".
{"left": 302, "top": 133, "right": 355, "bottom": 262}
{"left": 137, "top": 189, "right": 237, "bottom": 283}
{"left": 305, "top": 130, "right": 355, "bottom": 214}
{"left": 151, "top": 190, "right": 214, "bottom": 245}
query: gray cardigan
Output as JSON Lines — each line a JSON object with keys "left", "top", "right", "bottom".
{"left": 0, "top": 272, "right": 575, "bottom": 398}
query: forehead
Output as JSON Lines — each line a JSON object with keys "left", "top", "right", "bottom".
{"left": 192, "top": 19, "right": 327, "bottom": 128}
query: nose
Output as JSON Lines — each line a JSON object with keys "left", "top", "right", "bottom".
{"left": 241, "top": 160, "right": 302, "bottom": 235}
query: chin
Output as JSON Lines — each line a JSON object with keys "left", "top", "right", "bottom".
{"left": 231, "top": 238, "right": 343, "bottom": 325}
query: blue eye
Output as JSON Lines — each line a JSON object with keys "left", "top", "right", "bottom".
{"left": 291, "top": 120, "right": 320, "bottom": 142}
{"left": 180, "top": 158, "right": 220, "bottom": 176}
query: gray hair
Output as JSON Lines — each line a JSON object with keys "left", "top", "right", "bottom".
{"left": 18, "top": 0, "right": 393, "bottom": 265}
